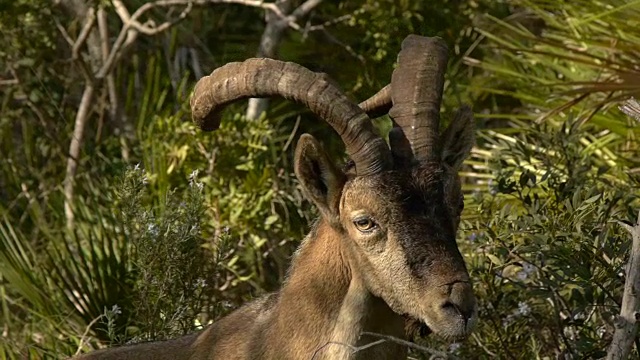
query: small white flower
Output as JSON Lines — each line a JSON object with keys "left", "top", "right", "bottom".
{"left": 502, "top": 313, "right": 515, "bottom": 327}
{"left": 189, "top": 169, "right": 199, "bottom": 183}
{"left": 517, "top": 301, "right": 531, "bottom": 316}
{"left": 563, "top": 326, "right": 577, "bottom": 341}
{"left": 516, "top": 270, "right": 528, "bottom": 281}
{"left": 522, "top": 262, "right": 536, "bottom": 275}
{"left": 147, "top": 224, "right": 159, "bottom": 237}
{"left": 597, "top": 326, "right": 607, "bottom": 338}
{"left": 111, "top": 304, "right": 122, "bottom": 315}
{"left": 448, "top": 343, "right": 461, "bottom": 353}
{"left": 222, "top": 301, "right": 234, "bottom": 309}
{"left": 141, "top": 174, "right": 148, "bottom": 185}
{"left": 196, "top": 278, "right": 207, "bottom": 288}
{"left": 189, "top": 170, "right": 204, "bottom": 190}
{"left": 134, "top": 163, "right": 141, "bottom": 171}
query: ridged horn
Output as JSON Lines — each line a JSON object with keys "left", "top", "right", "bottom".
{"left": 190, "top": 58, "right": 391, "bottom": 175}
{"left": 359, "top": 84, "right": 415, "bottom": 164}
{"left": 358, "top": 84, "right": 391, "bottom": 119}
{"left": 388, "top": 35, "right": 449, "bottom": 163}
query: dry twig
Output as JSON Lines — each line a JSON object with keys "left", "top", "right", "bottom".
{"left": 607, "top": 211, "right": 640, "bottom": 360}
{"left": 310, "top": 331, "right": 458, "bottom": 360}
{"left": 245, "top": 0, "right": 324, "bottom": 119}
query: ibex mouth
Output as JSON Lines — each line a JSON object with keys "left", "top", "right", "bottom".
{"left": 404, "top": 316, "right": 432, "bottom": 341}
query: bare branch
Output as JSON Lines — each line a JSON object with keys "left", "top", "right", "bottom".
{"left": 246, "top": 0, "right": 324, "bottom": 119}
{"left": 101, "top": 0, "right": 278, "bottom": 78}
{"left": 53, "top": 0, "right": 103, "bottom": 68}
{"left": 73, "top": 314, "right": 106, "bottom": 356}
{"left": 97, "top": 8, "right": 111, "bottom": 69}
{"left": 311, "top": 332, "right": 459, "bottom": 360}
{"left": 54, "top": 0, "right": 89, "bottom": 17}
{"left": 188, "top": 47, "right": 204, "bottom": 79}
{"left": 72, "top": 7, "right": 97, "bottom": 59}
{"left": 317, "top": 27, "right": 364, "bottom": 63}
{"left": 54, "top": 20, "right": 75, "bottom": 48}
{"left": 245, "top": 0, "right": 294, "bottom": 119}
{"left": 306, "top": 13, "right": 354, "bottom": 32}
{"left": 607, "top": 211, "right": 640, "bottom": 360}
{"left": 311, "top": 339, "right": 387, "bottom": 360}
{"left": 55, "top": 10, "right": 96, "bottom": 82}
{"left": 112, "top": 0, "right": 194, "bottom": 36}
{"left": 0, "top": 78, "right": 19, "bottom": 86}
{"left": 287, "top": 0, "right": 322, "bottom": 23}
{"left": 361, "top": 332, "right": 459, "bottom": 359}
{"left": 64, "top": 84, "right": 95, "bottom": 229}
{"left": 98, "top": 6, "right": 130, "bottom": 161}
{"left": 125, "top": 0, "right": 287, "bottom": 22}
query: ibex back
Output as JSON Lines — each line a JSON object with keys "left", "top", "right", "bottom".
{"left": 75, "top": 35, "right": 477, "bottom": 360}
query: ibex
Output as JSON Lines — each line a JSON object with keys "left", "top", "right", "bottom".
{"left": 76, "top": 35, "right": 477, "bottom": 360}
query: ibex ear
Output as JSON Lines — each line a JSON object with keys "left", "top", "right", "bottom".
{"left": 294, "top": 134, "right": 346, "bottom": 226}
{"left": 440, "top": 106, "right": 475, "bottom": 169}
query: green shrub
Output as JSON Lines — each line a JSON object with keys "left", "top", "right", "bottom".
{"left": 0, "top": 166, "right": 226, "bottom": 357}
{"left": 452, "top": 119, "right": 639, "bottom": 358}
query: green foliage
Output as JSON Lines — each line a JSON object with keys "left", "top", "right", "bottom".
{"left": 452, "top": 119, "right": 639, "bottom": 358}
{"left": 0, "top": 166, "right": 229, "bottom": 357}
{"left": 115, "top": 166, "right": 224, "bottom": 342}
{"left": 469, "top": 0, "right": 640, "bottom": 146}
{"left": 2, "top": 0, "right": 640, "bottom": 358}
{"left": 141, "top": 109, "right": 312, "bottom": 294}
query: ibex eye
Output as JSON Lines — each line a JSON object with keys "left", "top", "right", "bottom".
{"left": 353, "top": 217, "right": 376, "bottom": 232}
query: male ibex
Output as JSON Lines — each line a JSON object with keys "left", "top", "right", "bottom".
{"left": 76, "top": 35, "right": 477, "bottom": 360}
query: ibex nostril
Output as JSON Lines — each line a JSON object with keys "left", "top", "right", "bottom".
{"left": 448, "top": 281, "right": 476, "bottom": 319}
{"left": 441, "top": 301, "right": 473, "bottom": 322}
{"left": 458, "top": 304, "right": 475, "bottom": 322}
{"left": 441, "top": 301, "right": 456, "bottom": 311}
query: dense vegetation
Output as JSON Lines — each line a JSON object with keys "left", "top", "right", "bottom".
{"left": 1, "top": 0, "right": 638, "bottom": 358}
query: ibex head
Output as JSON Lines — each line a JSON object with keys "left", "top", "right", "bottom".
{"left": 191, "top": 35, "right": 476, "bottom": 341}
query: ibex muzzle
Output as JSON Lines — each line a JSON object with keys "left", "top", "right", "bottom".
{"left": 76, "top": 35, "right": 476, "bottom": 360}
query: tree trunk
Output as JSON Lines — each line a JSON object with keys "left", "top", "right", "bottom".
{"left": 607, "top": 211, "right": 640, "bottom": 360}
{"left": 245, "top": 0, "right": 293, "bottom": 120}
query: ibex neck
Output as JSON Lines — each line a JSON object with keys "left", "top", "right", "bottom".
{"left": 267, "top": 219, "right": 406, "bottom": 359}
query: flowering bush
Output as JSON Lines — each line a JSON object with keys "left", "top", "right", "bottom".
{"left": 449, "top": 120, "right": 640, "bottom": 358}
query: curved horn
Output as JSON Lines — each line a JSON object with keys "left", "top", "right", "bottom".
{"left": 388, "top": 35, "right": 449, "bottom": 163}
{"left": 191, "top": 58, "right": 391, "bottom": 175}
{"left": 359, "top": 86, "right": 416, "bottom": 166}
{"left": 358, "top": 84, "right": 391, "bottom": 119}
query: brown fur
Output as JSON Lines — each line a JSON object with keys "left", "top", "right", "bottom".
{"left": 75, "top": 220, "right": 406, "bottom": 360}
{"left": 76, "top": 111, "right": 476, "bottom": 360}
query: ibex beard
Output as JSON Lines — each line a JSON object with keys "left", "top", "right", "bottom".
{"left": 75, "top": 34, "right": 477, "bottom": 360}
